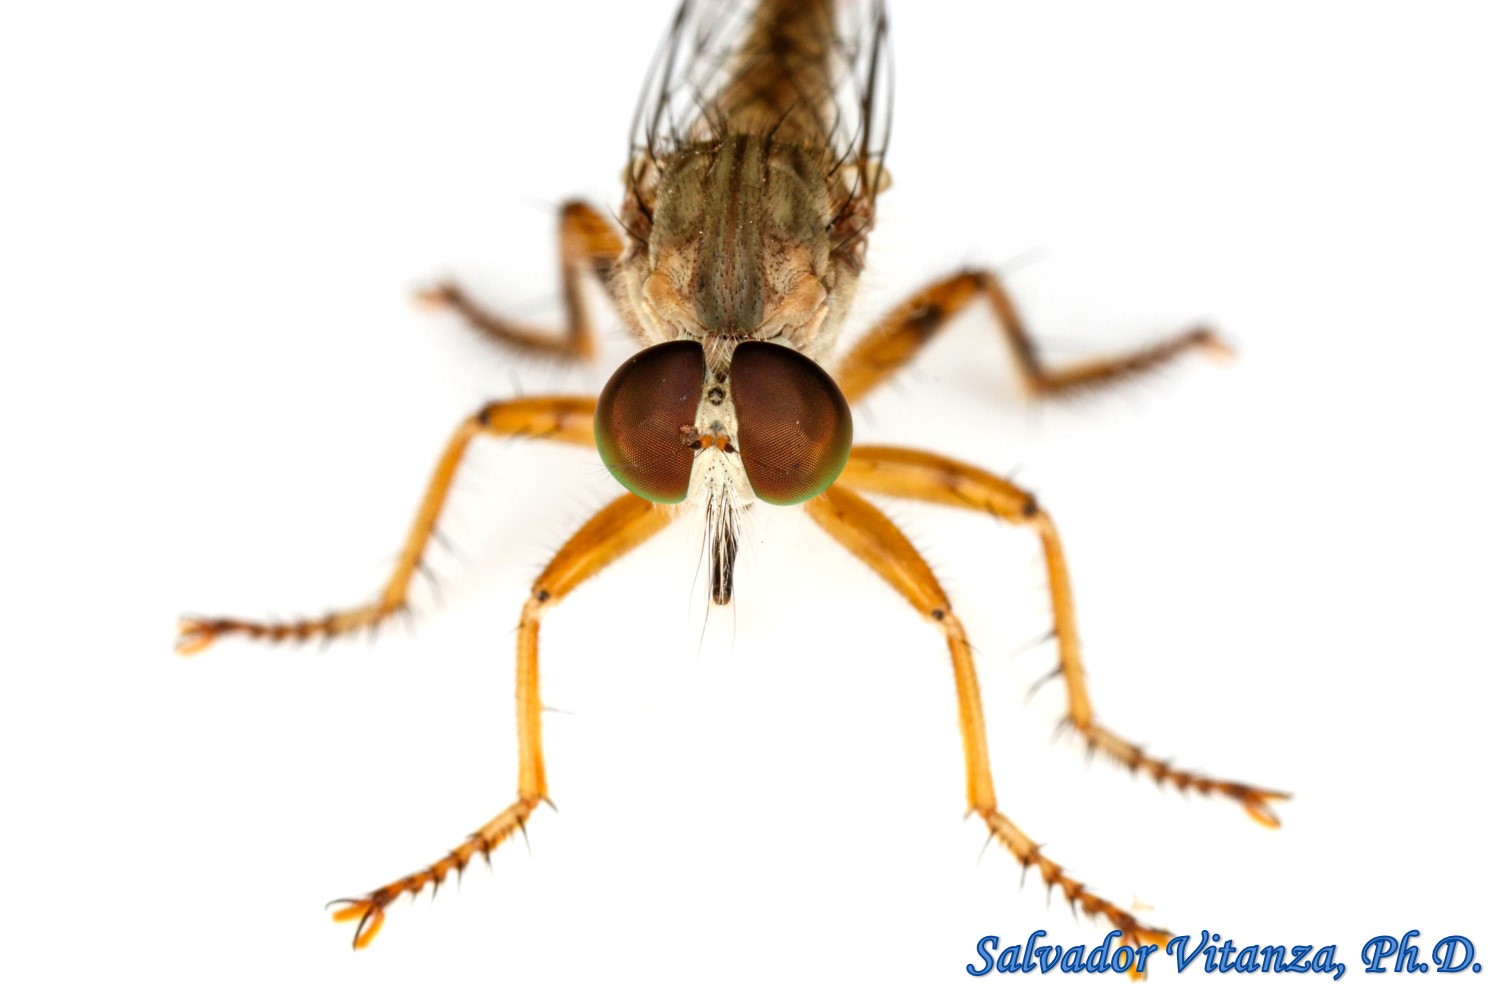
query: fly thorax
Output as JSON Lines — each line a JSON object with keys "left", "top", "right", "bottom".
{"left": 632, "top": 136, "right": 841, "bottom": 361}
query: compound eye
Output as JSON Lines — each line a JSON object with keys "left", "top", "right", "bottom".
{"left": 595, "top": 340, "right": 706, "bottom": 503}
{"left": 730, "top": 340, "right": 853, "bottom": 505}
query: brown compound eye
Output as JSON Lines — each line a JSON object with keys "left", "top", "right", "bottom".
{"left": 595, "top": 340, "right": 706, "bottom": 504}
{"left": 730, "top": 340, "right": 853, "bottom": 505}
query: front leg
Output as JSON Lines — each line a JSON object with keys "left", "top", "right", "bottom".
{"left": 804, "top": 484, "right": 1170, "bottom": 963}
{"left": 330, "top": 491, "right": 672, "bottom": 948}
{"left": 419, "top": 200, "right": 624, "bottom": 361}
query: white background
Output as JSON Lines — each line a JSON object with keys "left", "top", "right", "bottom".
{"left": 3, "top": 1, "right": 1498, "bottom": 996}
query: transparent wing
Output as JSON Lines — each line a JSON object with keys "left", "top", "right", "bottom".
{"left": 630, "top": 0, "right": 892, "bottom": 184}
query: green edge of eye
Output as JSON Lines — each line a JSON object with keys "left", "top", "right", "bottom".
{"left": 751, "top": 422, "right": 852, "bottom": 506}
{"left": 597, "top": 440, "right": 690, "bottom": 503}
{"left": 594, "top": 418, "right": 691, "bottom": 505}
{"left": 593, "top": 340, "right": 705, "bottom": 505}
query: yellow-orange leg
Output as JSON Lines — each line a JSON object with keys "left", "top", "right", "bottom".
{"left": 837, "top": 445, "right": 1289, "bottom": 826}
{"left": 418, "top": 200, "right": 623, "bottom": 361}
{"left": 175, "top": 396, "right": 598, "bottom": 654}
{"left": 834, "top": 269, "right": 1231, "bottom": 405}
{"left": 805, "top": 484, "right": 1169, "bottom": 956}
{"left": 330, "top": 491, "right": 672, "bottom": 948}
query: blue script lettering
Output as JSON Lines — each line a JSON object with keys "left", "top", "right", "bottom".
{"left": 1311, "top": 946, "right": 1346, "bottom": 980}
{"left": 1363, "top": 930, "right": 1423, "bottom": 973}
{"left": 967, "top": 935, "right": 999, "bottom": 976}
{"left": 1020, "top": 930, "right": 1047, "bottom": 972}
{"left": 1167, "top": 931, "right": 1213, "bottom": 972}
{"left": 1433, "top": 935, "right": 1475, "bottom": 973}
{"left": 1086, "top": 931, "right": 1121, "bottom": 972}
{"left": 1170, "top": 931, "right": 1343, "bottom": 979}
{"left": 995, "top": 943, "right": 1024, "bottom": 972}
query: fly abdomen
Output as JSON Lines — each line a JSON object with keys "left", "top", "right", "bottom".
{"left": 708, "top": 0, "right": 841, "bottom": 145}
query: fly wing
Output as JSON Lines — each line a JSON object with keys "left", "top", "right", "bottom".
{"left": 630, "top": 0, "right": 891, "bottom": 193}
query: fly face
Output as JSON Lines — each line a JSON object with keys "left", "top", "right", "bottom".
{"left": 594, "top": 334, "right": 853, "bottom": 603}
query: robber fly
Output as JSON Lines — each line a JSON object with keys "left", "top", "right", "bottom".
{"left": 178, "top": 0, "right": 1286, "bottom": 955}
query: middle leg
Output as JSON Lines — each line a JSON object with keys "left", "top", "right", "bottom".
{"left": 176, "top": 395, "right": 599, "bottom": 654}
{"left": 835, "top": 444, "right": 1289, "bottom": 826}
